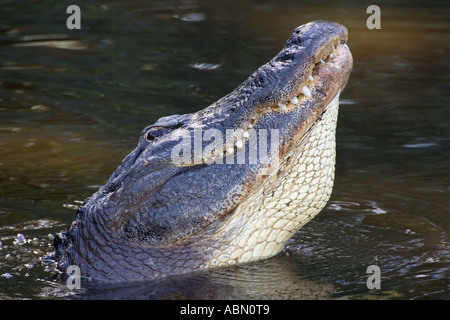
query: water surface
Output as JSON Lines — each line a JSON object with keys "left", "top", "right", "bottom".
{"left": 0, "top": 0, "right": 448, "bottom": 299}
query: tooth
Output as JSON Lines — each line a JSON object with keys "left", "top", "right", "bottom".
{"left": 235, "top": 140, "right": 243, "bottom": 148}
{"left": 343, "top": 43, "right": 349, "bottom": 49}
{"left": 243, "top": 131, "right": 249, "bottom": 138}
{"left": 301, "top": 85, "right": 312, "bottom": 97}
{"left": 329, "top": 53, "right": 334, "bottom": 59}
{"left": 226, "top": 147, "right": 234, "bottom": 154}
{"left": 248, "top": 124, "right": 253, "bottom": 129}
{"left": 308, "top": 75, "right": 314, "bottom": 81}
{"left": 320, "top": 59, "right": 326, "bottom": 64}
{"left": 278, "top": 103, "right": 287, "bottom": 111}
{"left": 290, "top": 96, "right": 299, "bottom": 104}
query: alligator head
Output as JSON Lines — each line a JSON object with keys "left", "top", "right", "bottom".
{"left": 54, "top": 21, "right": 353, "bottom": 282}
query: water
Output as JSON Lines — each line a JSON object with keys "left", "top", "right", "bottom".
{"left": 0, "top": 0, "right": 448, "bottom": 299}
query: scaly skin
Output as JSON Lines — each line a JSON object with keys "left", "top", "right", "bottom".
{"left": 54, "top": 21, "right": 353, "bottom": 282}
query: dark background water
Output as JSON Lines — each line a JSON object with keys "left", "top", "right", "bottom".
{"left": 0, "top": 0, "right": 448, "bottom": 299}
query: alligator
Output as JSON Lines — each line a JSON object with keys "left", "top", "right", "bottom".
{"left": 53, "top": 21, "right": 353, "bottom": 282}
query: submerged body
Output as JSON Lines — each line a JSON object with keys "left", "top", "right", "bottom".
{"left": 54, "top": 21, "right": 353, "bottom": 282}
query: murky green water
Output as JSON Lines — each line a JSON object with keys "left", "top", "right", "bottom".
{"left": 0, "top": 0, "right": 448, "bottom": 299}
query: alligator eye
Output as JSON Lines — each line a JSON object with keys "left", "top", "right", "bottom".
{"left": 145, "top": 127, "right": 171, "bottom": 142}
{"left": 146, "top": 131, "right": 156, "bottom": 142}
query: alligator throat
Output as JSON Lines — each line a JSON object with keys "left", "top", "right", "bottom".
{"left": 53, "top": 21, "right": 353, "bottom": 282}
{"left": 219, "top": 93, "right": 341, "bottom": 264}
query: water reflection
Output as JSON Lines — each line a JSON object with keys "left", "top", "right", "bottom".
{"left": 72, "top": 257, "right": 334, "bottom": 300}
{"left": 10, "top": 34, "right": 87, "bottom": 50}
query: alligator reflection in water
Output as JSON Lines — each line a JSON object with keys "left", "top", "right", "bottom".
{"left": 73, "top": 256, "right": 334, "bottom": 300}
